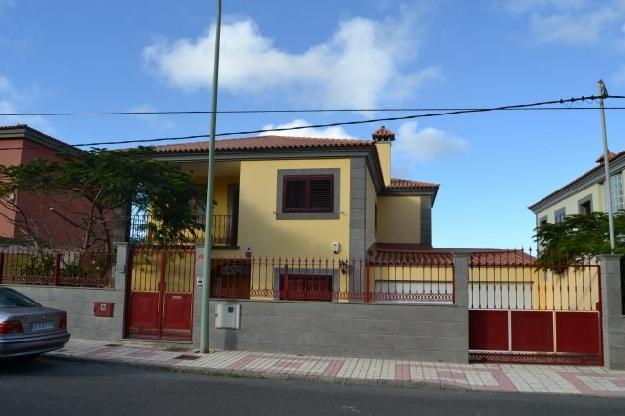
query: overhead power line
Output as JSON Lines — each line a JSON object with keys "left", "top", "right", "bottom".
{"left": 1, "top": 94, "right": 624, "bottom": 117}
{"left": 0, "top": 93, "right": 621, "bottom": 151}
{"left": 5, "top": 107, "right": 625, "bottom": 116}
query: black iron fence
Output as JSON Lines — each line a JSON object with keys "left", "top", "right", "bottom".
{"left": 128, "top": 214, "right": 236, "bottom": 247}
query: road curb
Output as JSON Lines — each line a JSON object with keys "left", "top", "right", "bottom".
{"left": 47, "top": 353, "right": 624, "bottom": 398}
{"left": 47, "top": 353, "right": 460, "bottom": 392}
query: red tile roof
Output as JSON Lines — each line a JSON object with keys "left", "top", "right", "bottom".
{"left": 0, "top": 124, "right": 80, "bottom": 153}
{"left": 595, "top": 151, "right": 618, "bottom": 163}
{"left": 152, "top": 135, "right": 374, "bottom": 154}
{"left": 529, "top": 150, "right": 625, "bottom": 210}
{"left": 367, "top": 243, "right": 535, "bottom": 266}
{"left": 388, "top": 178, "right": 439, "bottom": 190}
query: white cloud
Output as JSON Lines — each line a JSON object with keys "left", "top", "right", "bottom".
{"left": 503, "top": 0, "right": 587, "bottom": 15}
{"left": 128, "top": 103, "right": 175, "bottom": 132}
{"left": 502, "top": 0, "right": 625, "bottom": 44}
{"left": 392, "top": 121, "right": 467, "bottom": 167}
{"left": 143, "top": 15, "right": 439, "bottom": 108}
{"left": 259, "top": 119, "right": 354, "bottom": 139}
{"left": 0, "top": 75, "right": 49, "bottom": 131}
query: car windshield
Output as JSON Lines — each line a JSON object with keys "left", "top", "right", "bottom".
{"left": 0, "top": 288, "right": 39, "bottom": 308}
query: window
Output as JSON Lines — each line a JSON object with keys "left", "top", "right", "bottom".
{"left": 280, "top": 273, "right": 333, "bottom": 302}
{"left": 276, "top": 168, "right": 340, "bottom": 219}
{"left": 578, "top": 196, "right": 592, "bottom": 215}
{"left": 282, "top": 175, "right": 334, "bottom": 213}
{"left": 554, "top": 208, "right": 566, "bottom": 224}
{"left": 539, "top": 216, "right": 547, "bottom": 227}
{"left": 609, "top": 174, "right": 624, "bottom": 212}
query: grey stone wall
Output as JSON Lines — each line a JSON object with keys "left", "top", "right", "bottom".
{"left": 205, "top": 300, "right": 467, "bottom": 362}
{"left": 599, "top": 255, "right": 625, "bottom": 370}
{"left": 0, "top": 244, "right": 129, "bottom": 342}
{"left": 349, "top": 157, "right": 366, "bottom": 262}
{"left": 191, "top": 254, "right": 469, "bottom": 363}
{"left": 3, "top": 285, "right": 125, "bottom": 341}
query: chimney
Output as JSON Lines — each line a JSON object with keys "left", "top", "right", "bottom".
{"left": 596, "top": 151, "right": 617, "bottom": 164}
{"left": 372, "top": 126, "right": 394, "bottom": 186}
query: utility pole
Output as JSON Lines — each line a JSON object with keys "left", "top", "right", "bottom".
{"left": 598, "top": 79, "right": 616, "bottom": 253}
{"left": 200, "top": 0, "right": 222, "bottom": 354}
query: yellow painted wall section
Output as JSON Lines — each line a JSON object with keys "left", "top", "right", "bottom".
{"left": 375, "top": 142, "right": 391, "bottom": 186}
{"left": 536, "top": 181, "right": 606, "bottom": 223}
{"left": 377, "top": 196, "right": 421, "bottom": 244}
{"left": 468, "top": 266, "right": 599, "bottom": 311}
{"left": 233, "top": 158, "right": 351, "bottom": 260}
{"left": 365, "top": 170, "right": 377, "bottom": 250}
{"left": 213, "top": 176, "right": 239, "bottom": 216}
{"left": 190, "top": 176, "right": 239, "bottom": 243}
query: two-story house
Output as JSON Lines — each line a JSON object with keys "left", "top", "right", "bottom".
{"left": 529, "top": 151, "right": 625, "bottom": 226}
{"left": 146, "top": 126, "right": 439, "bottom": 261}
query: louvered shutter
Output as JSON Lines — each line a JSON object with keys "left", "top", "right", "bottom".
{"left": 310, "top": 179, "right": 332, "bottom": 211}
{"left": 284, "top": 179, "right": 306, "bottom": 210}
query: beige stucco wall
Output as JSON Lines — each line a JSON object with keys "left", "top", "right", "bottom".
{"left": 375, "top": 142, "right": 391, "bottom": 187}
{"left": 365, "top": 170, "right": 377, "bottom": 251}
{"left": 536, "top": 182, "right": 606, "bottom": 224}
{"left": 377, "top": 195, "right": 422, "bottom": 244}
{"left": 229, "top": 158, "right": 351, "bottom": 259}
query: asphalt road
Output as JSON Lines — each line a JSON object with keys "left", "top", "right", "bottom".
{"left": 1, "top": 358, "right": 624, "bottom": 416}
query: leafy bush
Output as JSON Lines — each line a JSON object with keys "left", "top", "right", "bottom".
{"left": 17, "top": 253, "right": 54, "bottom": 277}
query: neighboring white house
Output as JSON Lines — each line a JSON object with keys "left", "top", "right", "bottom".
{"left": 529, "top": 151, "right": 625, "bottom": 226}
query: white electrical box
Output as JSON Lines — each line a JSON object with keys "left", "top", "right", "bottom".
{"left": 215, "top": 303, "right": 241, "bottom": 329}
{"left": 331, "top": 241, "right": 341, "bottom": 254}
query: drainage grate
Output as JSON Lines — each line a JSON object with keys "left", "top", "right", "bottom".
{"left": 174, "top": 354, "right": 200, "bottom": 361}
{"left": 165, "top": 346, "right": 191, "bottom": 352}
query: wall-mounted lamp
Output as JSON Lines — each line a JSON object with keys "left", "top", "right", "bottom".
{"left": 339, "top": 260, "right": 349, "bottom": 274}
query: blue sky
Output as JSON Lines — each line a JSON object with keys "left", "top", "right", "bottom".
{"left": 2, "top": 0, "right": 625, "bottom": 249}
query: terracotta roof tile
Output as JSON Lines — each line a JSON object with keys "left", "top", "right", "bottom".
{"left": 388, "top": 178, "right": 439, "bottom": 190}
{"left": 152, "top": 135, "right": 374, "bottom": 154}
{"left": 367, "top": 243, "right": 535, "bottom": 266}
{"left": 595, "top": 151, "right": 618, "bottom": 163}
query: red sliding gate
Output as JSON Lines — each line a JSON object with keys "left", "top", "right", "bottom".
{"left": 126, "top": 246, "right": 195, "bottom": 340}
{"left": 468, "top": 253, "right": 603, "bottom": 365}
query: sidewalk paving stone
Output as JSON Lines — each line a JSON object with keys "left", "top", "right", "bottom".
{"left": 49, "top": 339, "right": 625, "bottom": 398}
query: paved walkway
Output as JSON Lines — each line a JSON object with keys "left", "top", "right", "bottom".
{"left": 51, "top": 339, "right": 625, "bottom": 398}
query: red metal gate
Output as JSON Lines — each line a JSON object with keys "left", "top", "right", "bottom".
{"left": 468, "top": 252, "right": 603, "bottom": 365}
{"left": 126, "top": 246, "right": 195, "bottom": 340}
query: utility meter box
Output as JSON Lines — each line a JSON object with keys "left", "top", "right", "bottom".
{"left": 215, "top": 303, "right": 241, "bottom": 329}
{"left": 93, "top": 302, "right": 114, "bottom": 317}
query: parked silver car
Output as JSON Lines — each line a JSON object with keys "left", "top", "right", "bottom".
{"left": 0, "top": 287, "right": 70, "bottom": 358}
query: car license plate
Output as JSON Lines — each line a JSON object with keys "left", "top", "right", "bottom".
{"left": 31, "top": 321, "right": 55, "bottom": 332}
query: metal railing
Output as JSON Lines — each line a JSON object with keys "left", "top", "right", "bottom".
{"left": 209, "top": 256, "right": 455, "bottom": 304}
{"left": 0, "top": 246, "right": 114, "bottom": 288}
{"left": 468, "top": 250, "right": 600, "bottom": 311}
{"left": 128, "top": 214, "right": 237, "bottom": 247}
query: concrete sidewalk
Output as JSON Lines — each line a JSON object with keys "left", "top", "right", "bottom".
{"left": 51, "top": 339, "right": 625, "bottom": 398}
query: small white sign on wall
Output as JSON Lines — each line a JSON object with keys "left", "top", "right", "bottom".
{"left": 196, "top": 257, "right": 204, "bottom": 286}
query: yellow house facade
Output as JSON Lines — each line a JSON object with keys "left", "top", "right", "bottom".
{"left": 149, "top": 126, "right": 439, "bottom": 262}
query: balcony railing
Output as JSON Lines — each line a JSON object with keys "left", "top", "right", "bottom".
{"left": 128, "top": 214, "right": 237, "bottom": 247}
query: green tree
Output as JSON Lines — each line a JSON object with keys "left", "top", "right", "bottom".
{"left": 0, "top": 147, "right": 201, "bottom": 254}
{"left": 535, "top": 211, "right": 625, "bottom": 266}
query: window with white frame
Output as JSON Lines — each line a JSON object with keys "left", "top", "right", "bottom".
{"left": 608, "top": 174, "right": 625, "bottom": 212}
{"left": 554, "top": 208, "right": 566, "bottom": 223}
